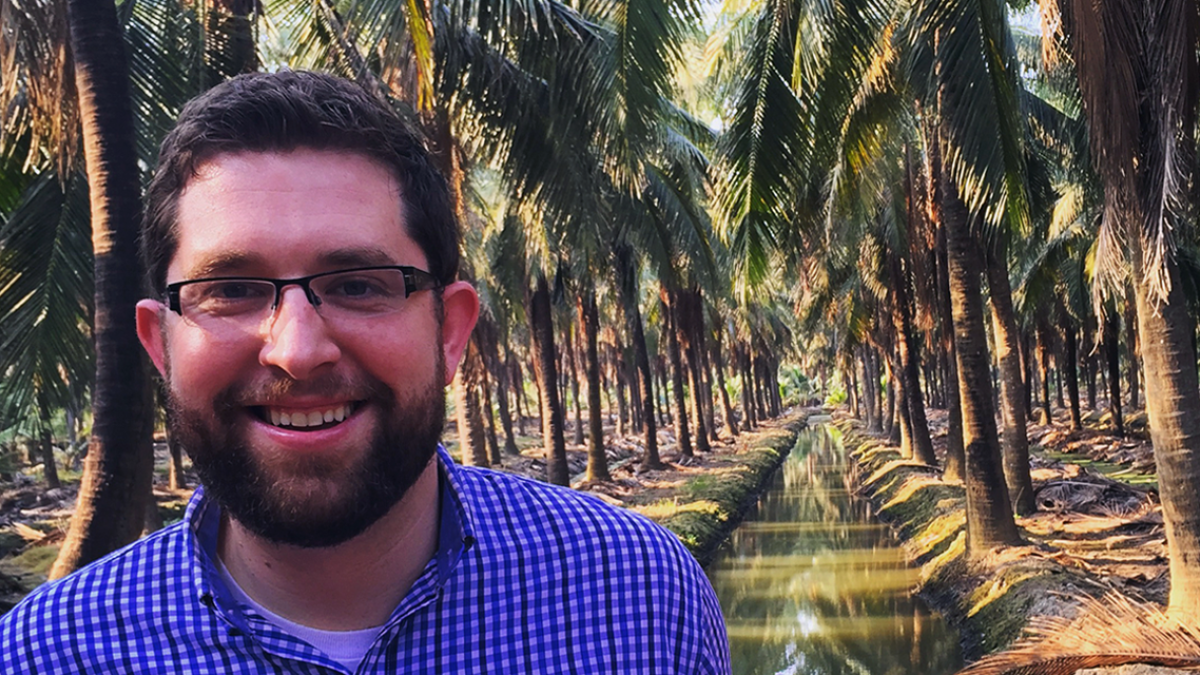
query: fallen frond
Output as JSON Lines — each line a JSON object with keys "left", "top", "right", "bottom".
{"left": 955, "top": 592, "right": 1200, "bottom": 674}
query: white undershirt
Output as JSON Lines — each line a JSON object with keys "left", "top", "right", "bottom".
{"left": 218, "top": 560, "right": 384, "bottom": 673}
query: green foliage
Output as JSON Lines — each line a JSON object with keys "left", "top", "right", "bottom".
{"left": 824, "top": 387, "right": 847, "bottom": 407}
{"left": 777, "top": 364, "right": 815, "bottom": 405}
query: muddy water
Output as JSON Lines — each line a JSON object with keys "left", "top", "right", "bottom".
{"left": 708, "top": 425, "right": 962, "bottom": 674}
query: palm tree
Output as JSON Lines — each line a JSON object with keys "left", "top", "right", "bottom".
{"left": 48, "top": 0, "right": 156, "bottom": 578}
{"left": 710, "top": 0, "right": 1032, "bottom": 554}
{"left": 1047, "top": 0, "right": 1200, "bottom": 619}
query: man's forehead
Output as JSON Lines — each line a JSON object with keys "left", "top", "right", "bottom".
{"left": 167, "top": 150, "right": 424, "bottom": 281}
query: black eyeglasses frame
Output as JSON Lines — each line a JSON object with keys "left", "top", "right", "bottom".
{"left": 164, "top": 265, "right": 442, "bottom": 315}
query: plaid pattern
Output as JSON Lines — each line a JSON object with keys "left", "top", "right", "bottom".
{"left": 1, "top": 447, "right": 730, "bottom": 674}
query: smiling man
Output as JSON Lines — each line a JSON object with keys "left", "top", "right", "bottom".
{"left": 0, "top": 71, "right": 730, "bottom": 674}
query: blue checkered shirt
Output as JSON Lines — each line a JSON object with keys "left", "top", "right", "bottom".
{"left": 0, "top": 447, "right": 730, "bottom": 673}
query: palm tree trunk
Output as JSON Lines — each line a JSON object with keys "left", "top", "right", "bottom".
{"left": 941, "top": 174, "right": 1021, "bottom": 555}
{"left": 614, "top": 245, "right": 662, "bottom": 470}
{"left": 661, "top": 290, "right": 692, "bottom": 458}
{"left": 768, "top": 355, "right": 782, "bottom": 415}
{"left": 203, "top": 0, "right": 258, "bottom": 87}
{"left": 626, "top": 345, "right": 643, "bottom": 433}
{"left": 883, "top": 352, "right": 901, "bottom": 445}
{"left": 1082, "top": 316, "right": 1098, "bottom": 410}
{"left": 655, "top": 357, "right": 670, "bottom": 426}
{"left": 479, "top": 354, "right": 501, "bottom": 466}
{"left": 712, "top": 327, "right": 739, "bottom": 437}
{"left": 565, "top": 324, "right": 585, "bottom": 447}
{"left": 1021, "top": 330, "right": 1034, "bottom": 418}
{"left": 40, "top": 419, "right": 60, "bottom": 490}
{"left": 867, "top": 346, "right": 885, "bottom": 434}
{"left": 892, "top": 352, "right": 915, "bottom": 457}
{"left": 849, "top": 363, "right": 860, "bottom": 418}
{"left": 578, "top": 287, "right": 610, "bottom": 482}
{"left": 677, "top": 289, "right": 711, "bottom": 453}
{"left": 613, "top": 343, "right": 629, "bottom": 437}
{"left": 1131, "top": 251, "right": 1200, "bottom": 618}
{"left": 510, "top": 353, "right": 527, "bottom": 437}
{"left": 454, "top": 339, "right": 489, "bottom": 467}
{"left": 935, "top": 220, "right": 966, "bottom": 481}
{"left": 1126, "top": 286, "right": 1140, "bottom": 410}
{"left": 737, "top": 342, "right": 755, "bottom": 430}
{"left": 1037, "top": 323, "right": 1053, "bottom": 424}
{"left": 1104, "top": 312, "right": 1125, "bottom": 437}
{"left": 891, "top": 252, "right": 937, "bottom": 465}
{"left": 1062, "top": 315, "right": 1082, "bottom": 430}
{"left": 529, "top": 273, "right": 569, "bottom": 485}
{"left": 493, "top": 343, "right": 520, "bottom": 455}
{"left": 51, "top": 0, "right": 155, "bottom": 579}
{"left": 168, "top": 441, "right": 186, "bottom": 490}
{"left": 859, "top": 346, "right": 879, "bottom": 432}
{"left": 985, "top": 243, "right": 1034, "bottom": 515}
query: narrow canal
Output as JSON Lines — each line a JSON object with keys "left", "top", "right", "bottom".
{"left": 708, "top": 424, "right": 962, "bottom": 674}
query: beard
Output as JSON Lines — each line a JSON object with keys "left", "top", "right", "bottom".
{"left": 164, "top": 365, "right": 445, "bottom": 548}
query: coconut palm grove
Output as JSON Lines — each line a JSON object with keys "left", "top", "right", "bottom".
{"left": 4, "top": 0, "right": 1200, "bottom": 670}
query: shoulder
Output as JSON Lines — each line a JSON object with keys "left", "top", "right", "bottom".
{"left": 0, "top": 523, "right": 195, "bottom": 673}
{"left": 449, "top": 464, "right": 716, "bottom": 600}
{"left": 455, "top": 465, "right": 688, "bottom": 553}
{"left": 448, "top": 465, "right": 732, "bottom": 673}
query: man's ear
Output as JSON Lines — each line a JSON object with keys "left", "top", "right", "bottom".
{"left": 136, "top": 299, "right": 169, "bottom": 378}
{"left": 439, "top": 281, "right": 480, "bottom": 385}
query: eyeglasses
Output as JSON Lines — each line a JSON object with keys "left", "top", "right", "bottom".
{"left": 165, "top": 265, "right": 441, "bottom": 330}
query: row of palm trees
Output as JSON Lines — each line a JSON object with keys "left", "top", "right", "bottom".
{"left": 0, "top": 0, "right": 801, "bottom": 579}
{"left": 8, "top": 0, "right": 1200, "bottom": 628}
{"left": 710, "top": 0, "right": 1200, "bottom": 622}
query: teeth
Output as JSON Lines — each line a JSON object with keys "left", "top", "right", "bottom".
{"left": 267, "top": 404, "right": 351, "bottom": 428}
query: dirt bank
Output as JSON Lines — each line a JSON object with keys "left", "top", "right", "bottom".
{"left": 838, "top": 411, "right": 1168, "bottom": 664}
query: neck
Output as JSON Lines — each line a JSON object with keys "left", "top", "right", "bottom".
{"left": 218, "top": 460, "right": 440, "bottom": 631}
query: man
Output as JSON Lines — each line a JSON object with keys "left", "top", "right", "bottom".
{"left": 0, "top": 71, "right": 730, "bottom": 674}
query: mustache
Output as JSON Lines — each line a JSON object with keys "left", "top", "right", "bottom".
{"left": 216, "top": 374, "right": 391, "bottom": 410}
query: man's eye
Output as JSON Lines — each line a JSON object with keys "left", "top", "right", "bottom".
{"left": 190, "top": 281, "right": 271, "bottom": 314}
{"left": 322, "top": 274, "right": 403, "bottom": 301}
{"left": 333, "top": 279, "right": 379, "bottom": 297}
{"left": 210, "top": 282, "right": 260, "bottom": 299}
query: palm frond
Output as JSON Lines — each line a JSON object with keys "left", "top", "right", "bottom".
{"left": 905, "top": 0, "right": 1031, "bottom": 237}
{"left": 0, "top": 170, "right": 92, "bottom": 432}
{"left": 0, "top": 0, "right": 80, "bottom": 173}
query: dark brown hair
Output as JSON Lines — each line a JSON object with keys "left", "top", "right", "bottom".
{"left": 142, "top": 70, "right": 459, "bottom": 294}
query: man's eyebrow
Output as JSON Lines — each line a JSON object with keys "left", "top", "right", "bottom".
{"left": 316, "top": 248, "right": 397, "bottom": 268}
{"left": 185, "top": 252, "right": 265, "bottom": 279}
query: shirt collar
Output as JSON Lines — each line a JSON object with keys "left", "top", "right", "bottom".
{"left": 433, "top": 444, "right": 476, "bottom": 581}
{"left": 185, "top": 444, "right": 477, "bottom": 621}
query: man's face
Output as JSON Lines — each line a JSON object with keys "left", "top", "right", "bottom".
{"left": 136, "top": 149, "right": 477, "bottom": 547}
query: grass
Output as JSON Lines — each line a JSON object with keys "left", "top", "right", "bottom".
{"left": 7, "top": 545, "right": 59, "bottom": 577}
{"left": 650, "top": 415, "right": 808, "bottom": 567}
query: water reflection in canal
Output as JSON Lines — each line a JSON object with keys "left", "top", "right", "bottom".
{"left": 708, "top": 425, "right": 962, "bottom": 675}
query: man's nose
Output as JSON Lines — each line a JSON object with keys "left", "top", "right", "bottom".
{"left": 259, "top": 286, "right": 341, "bottom": 379}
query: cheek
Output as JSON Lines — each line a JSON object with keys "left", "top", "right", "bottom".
{"left": 164, "top": 332, "right": 259, "bottom": 398}
{"left": 342, "top": 331, "right": 443, "bottom": 392}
